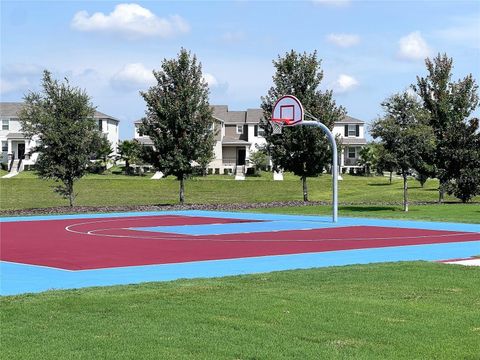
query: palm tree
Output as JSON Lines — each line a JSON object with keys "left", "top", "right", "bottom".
{"left": 117, "top": 140, "right": 141, "bottom": 175}
{"left": 358, "top": 144, "right": 378, "bottom": 176}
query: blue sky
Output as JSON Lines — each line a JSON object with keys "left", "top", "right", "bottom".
{"left": 1, "top": 0, "right": 479, "bottom": 140}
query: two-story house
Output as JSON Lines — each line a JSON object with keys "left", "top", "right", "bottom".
{"left": 134, "top": 107, "right": 266, "bottom": 176}
{"left": 0, "top": 102, "right": 120, "bottom": 175}
{"left": 134, "top": 106, "right": 366, "bottom": 176}
{"left": 332, "top": 115, "right": 367, "bottom": 173}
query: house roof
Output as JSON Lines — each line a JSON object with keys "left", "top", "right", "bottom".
{"left": 222, "top": 137, "right": 250, "bottom": 146}
{"left": 0, "top": 102, "right": 120, "bottom": 122}
{"left": 6, "top": 132, "right": 26, "bottom": 140}
{"left": 246, "top": 108, "right": 264, "bottom": 123}
{"left": 136, "top": 137, "right": 154, "bottom": 146}
{"left": 336, "top": 115, "right": 364, "bottom": 124}
{"left": 341, "top": 138, "right": 367, "bottom": 145}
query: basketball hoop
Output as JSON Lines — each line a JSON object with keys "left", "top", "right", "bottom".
{"left": 270, "top": 95, "right": 304, "bottom": 134}
{"left": 270, "top": 94, "right": 339, "bottom": 223}
{"left": 269, "top": 118, "right": 291, "bottom": 134}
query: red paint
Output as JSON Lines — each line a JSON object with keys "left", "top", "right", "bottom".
{"left": 1, "top": 215, "right": 479, "bottom": 270}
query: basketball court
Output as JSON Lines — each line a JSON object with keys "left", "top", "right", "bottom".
{"left": 1, "top": 210, "right": 479, "bottom": 295}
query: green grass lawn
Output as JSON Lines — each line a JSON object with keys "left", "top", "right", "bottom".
{"left": 248, "top": 203, "right": 480, "bottom": 224}
{"left": 1, "top": 172, "right": 474, "bottom": 211}
{"left": 1, "top": 262, "right": 479, "bottom": 359}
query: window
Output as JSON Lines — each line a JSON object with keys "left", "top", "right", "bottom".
{"left": 2, "top": 119, "right": 9, "bottom": 131}
{"left": 236, "top": 124, "right": 243, "bottom": 134}
{"left": 348, "top": 125, "right": 357, "bottom": 137}
{"left": 98, "top": 119, "right": 103, "bottom": 132}
{"left": 1, "top": 141, "right": 7, "bottom": 152}
{"left": 254, "top": 125, "right": 265, "bottom": 137}
{"left": 348, "top": 147, "right": 357, "bottom": 158}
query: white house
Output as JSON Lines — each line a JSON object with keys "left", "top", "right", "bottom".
{"left": 134, "top": 106, "right": 367, "bottom": 175}
{"left": 0, "top": 102, "right": 120, "bottom": 174}
{"left": 333, "top": 115, "right": 367, "bottom": 173}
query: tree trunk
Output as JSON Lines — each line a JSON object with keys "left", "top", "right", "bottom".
{"left": 438, "top": 181, "right": 445, "bottom": 204}
{"left": 389, "top": 171, "right": 393, "bottom": 184}
{"left": 125, "top": 159, "right": 130, "bottom": 175}
{"left": 403, "top": 172, "right": 408, "bottom": 212}
{"left": 179, "top": 175, "right": 185, "bottom": 204}
{"left": 302, "top": 176, "right": 308, "bottom": 202}
{"left": 67, "top": 180, "right": 74, "bottom": 207}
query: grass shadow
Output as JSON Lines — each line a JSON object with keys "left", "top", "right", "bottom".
{"left": 367, "top": 183, "right": 393, "bottom": 187}
{"left": 340, "top": 205, "right": 397, "bottom": 212}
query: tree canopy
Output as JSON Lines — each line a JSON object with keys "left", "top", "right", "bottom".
{"left": 139, "top": 49, "right": 214, "bottom": 203}
{"left": 19, "top": 70, "right": 101, "bottom": 206}
{"left": 261, "top": 50, "right": 345, "bottom": 201}
{"left": 413, "top": 53, "right": 479, "bottom": 202}
{"left": 371, "top": 92, "right": 436, "bottom": 211}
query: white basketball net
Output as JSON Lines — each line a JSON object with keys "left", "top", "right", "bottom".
{"left": 269, "top": 120, "right": 285, "bottom": 135}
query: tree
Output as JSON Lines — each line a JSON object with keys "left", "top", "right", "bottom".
{"left": 357, "top": 144, "right": 378, "bottom": 176}
{"left": 19, "top": 70, "right": 101, "bottom": 206}
{"left": 375, "top": 144, "right": 398, "bottom": 183}
{"left": 91, "top": 136, "right": 113, "bottom": 172}
{"left": 413, "top": 53, "right": 479, "bottom": 202}
{"left": 371, "top": 92, "right": 435, "bottom": 211}
{"left": 117, "top": 140, "right": 142, "bottom": 175}
{"left": 139, "top": 49, "right": 214, "bottom": 203}
{"left": 249, "top": 149, "right": 269, "bottom": 175}
{"left": 261, "top": 50, "right": 345, "bottom": 201}
{"left": 443, "top": 119, "right": 480, "bottom": 202}
{"left": 196, "top": 146, "right": 214, "bottom": 176}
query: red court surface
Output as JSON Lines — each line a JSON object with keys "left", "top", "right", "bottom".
{"left": 2, "top": 214, "right": 479, "bottom": 270}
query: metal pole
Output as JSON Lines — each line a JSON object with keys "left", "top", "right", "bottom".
{"left": 302, "top": 120, "right": 338, "bottom": 222}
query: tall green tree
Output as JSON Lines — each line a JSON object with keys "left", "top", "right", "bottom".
{"left": 261, "top": 50, "right": 345, "bottom": 201}
{"left": 19, "top": 70, "right": 101, "bottom": 206}
{"left": 371, "top": 92, "right": 435, "bottom": 211}
{"left": 443, "top": 118, "right": 480, "bottom": 202}
{"left": 117, "top": 140, "right": 142, "bottom": 175}
{"left": 139, "top": 49, "right": 214, "bottom": 203}
{"left": 413, "top": 53, "right": 479, "bottom": 202}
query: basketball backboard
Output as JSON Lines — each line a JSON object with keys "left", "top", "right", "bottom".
{"left": 271, "top": 95, "right": 304, "bottom": 126}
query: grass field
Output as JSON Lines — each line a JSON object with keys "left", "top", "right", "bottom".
{"left": 248, "top": 204, "right": 480, "bottom": 224}
{"left": 1, "top": 262, "right": 479, "bottom": 359}
{"left": 0, "top": 171, "right": 474, "bottom": 210}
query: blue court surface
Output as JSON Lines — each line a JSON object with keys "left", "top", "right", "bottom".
{"left": 1, "top": 210, "right": 479, "bottom": 296}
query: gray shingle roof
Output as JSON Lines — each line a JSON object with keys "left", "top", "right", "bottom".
{"left": 6, "top": 132, "right": 26, "bottom": 139}
{"left": 336, "top": 115, "right": 364, "bottom": 124}
{"left": 341, "top": 138, "right": 367, "bottom": 145}
{"left": 136, "top": 137, "right": 154, "bottom": 146}
{"left": 246, "top": 108, "right": 264, "bottom": 123}
{"left": 222, "top": 137, "right": 250, "bottom": 145}
{"left": 0, "top": 102, "right": 119, "bottom": 122}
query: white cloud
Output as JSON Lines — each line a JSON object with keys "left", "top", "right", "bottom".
{"left": 334, "top": 74, "right": 358, "bottom": 93}
{"left": 398, "top": 31, "right": 431, "bottom": 61}
{"left": 313, "top": 0, "right": 350, "bottom": 7}
{"left": 71, "top": 3, "right": 190, "bottom": 39}
{"left": 111, "top": 63, "right": 155, "bottom": 91}
{"left": 221, "top": 31, "right": 245, "bottom": 43}
{"left": 203, "top": 73, "right": 218, "bottom": 87}
{"left": 326, "top": 33, "right": 360, "bottom": 47}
